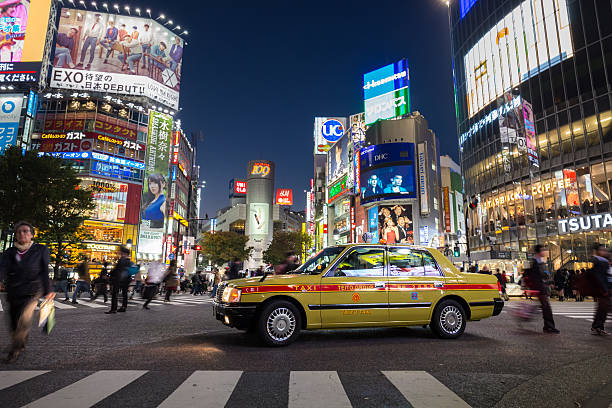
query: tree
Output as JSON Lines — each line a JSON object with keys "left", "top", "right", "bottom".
{"left": 263, "top": 230, "right": 312, "bottom": 266}
{"left": 0, "top": 146, "right": 95, "bottom": 271}
{"left": 199, "top": 231, "right": 253, "bottom": 266}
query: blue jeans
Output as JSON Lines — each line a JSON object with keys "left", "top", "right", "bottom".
{"left": 79, "top": 36, "right": 98, "bottom": 64}
{"left": 100, "top": 39, "right": 115, "bottom": 58}
{"left": 141, "top": 44, "right": 151, "bottom": 67}
{"left": 55, "top": 47, "right": 73, "bottom": 67}
{"left": 169, "top": 59, "right": 179, "bottom": 71}
{"left": 55, "top": 280, "right": 69, "bottom": 300}
{"left": 118, "top": 53, "right": 142, "bottom": 72}
{"left": 72, "top": 281, "right": 91, "bottom": 302}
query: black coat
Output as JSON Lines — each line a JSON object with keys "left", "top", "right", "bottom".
{"left": 526, "top": 257, "right": 549, "bottom": 292}
{"left": 591, "top": 256, "right": 610, "bottom": 294}
{"left": 1, "top": 243, "right": 51, "bottom": 298}
{"left": 110, "top": 257, "right": 132, "bottom": 284}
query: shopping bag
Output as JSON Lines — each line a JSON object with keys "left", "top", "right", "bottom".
{"left": 38, "top": 299, "right": 56, "bottom": 334}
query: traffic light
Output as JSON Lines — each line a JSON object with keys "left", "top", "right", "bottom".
{"left": 453, "top": 246, "right": 460, "bottom": 257}
{"left": 191, "top": 244, "right": 202, "bottom": 251}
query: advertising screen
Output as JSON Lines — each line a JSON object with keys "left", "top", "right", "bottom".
{"left": 328, "top": 173, "right": 349, "bottom": 203}
{"left": 359, "top": 143, "right": 416, "bottom": 203}
{"left": 313, "top": 117, "right": 346, "bottom": 155}
{"left": 249, "top": 203, "right": 269, "bottom": 236}
{"left": 276, "top": 189, "right": 293, "bottom": 206}
{"left": 464, "top": 0, "right": 573, "bottom": 118}
{"left": 0, "top": 0, "right": 52, "bottom": 84}
{"left": 363, "top": 59, "right": 410, "bottom": 125}
{"left": 50, "top": 8, "right": 184, "bottom": 109}
{"left": 378, "top": 204, "right": 413, "bottom": 244}
{"left": 229, "top": 179, "right": 247, "bottom": 197}
{"left": 138, "top": 111, "right": 172, "bottom": 255}
{"left": 327, "top": 133, "right": 349, "bottom": 186}
{"left": 0, "top": 94, "right": 22, "bottom": 152}
{"left": 367, "top": 206, "right": 379, "bottom": 244}
{"left": 460, "top": 0, "right": 479, "bottom": 19}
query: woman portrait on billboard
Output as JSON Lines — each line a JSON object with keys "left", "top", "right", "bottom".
{"left": 143, "top": 173, "right": 166, "bottom": 229}
{"left": 380, "top": 218, "right": 399, "bottom": 244}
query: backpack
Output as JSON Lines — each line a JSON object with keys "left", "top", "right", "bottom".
{"left": 573, "top": 268, "right": 604, "bottom": 297}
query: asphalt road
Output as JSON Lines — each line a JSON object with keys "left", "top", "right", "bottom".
{"left": 0, "top": 293, "right": 610, "bottom": 408}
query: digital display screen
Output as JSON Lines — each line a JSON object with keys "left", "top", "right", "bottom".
{"left": 359, "top": 143, "right": 416, "bottom": 203}
{"left": 363, "top": 59, "right": 410, "bottom": 125}
{"left": 464, "top": 0, "right": 572, "bottom": 118}
{"left": 460, "top": 0, "right": 479, "bottom": 19}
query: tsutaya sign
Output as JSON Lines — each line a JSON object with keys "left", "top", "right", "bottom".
{"left": 558, "top": 213, "right": 612, "bottom": 234}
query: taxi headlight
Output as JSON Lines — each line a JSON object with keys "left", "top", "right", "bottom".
{"left": 222, "top": 287, "right": 241, "bottom": 303}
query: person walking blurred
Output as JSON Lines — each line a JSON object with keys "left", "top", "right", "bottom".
{"left": 590, "top": 244, "right": 610, "bottom": 335}
{"left": 142, "top": 261, "right": 164, "bottom": 310}
{"left": 130, "top": 265, "right": 143, "bottom": 299}
{"left": 72, "top": 257, "right": 91, "bottom": 304}
{"left": 54, "top": 266, "right": 70, "bottom": 302}
{"left": 495, "top": 269, "right": 508, "bottom": 301}
{"left": 211, "top": 267, "right": 221, "bottom": 297}
{"left": 163, "top": 260, "right": 179, "bottom": 302}
{"left": 191, "top": 270, "right": 202, "bottom": 295}
{"left": 105, "top": 246, "right": 132, "bottom": 314}
{"left": 91, "top": 269, "right": 109, "bottom": 303}
{"left": 554, "top": 269, "right": 568, "bottom": 301}
{"left": 0, "top": 221, "right": 54, "bottom": 363}
{"left": 525, "top": 244, "right": 559, "bottom": 334}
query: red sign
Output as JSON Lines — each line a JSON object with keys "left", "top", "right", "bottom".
{"left": 44, "top": 119, "right": 85, "bottom": 131}
{"left": 251, "top": 162, "right": 271, "bottom": 177}
{"left": 93, "top": 119, "right": 138, "bottom": 140}
{"left": 276, "top": 189, "right": 293, "bottom": 205}
{"left": 234, "top": 180, "right": 247, "bottom": 195}
{"left": 174, "top": 131, "right": 180, "bottom": 146}
{"left": 172, "top": 151, "right": 179, "bottom": 164}
{"left": 443, "top": 187, "right": 451, "bottom": 233}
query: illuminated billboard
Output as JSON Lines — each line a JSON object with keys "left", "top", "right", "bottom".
{"left": 276, "top": 189, "right": 293, "bottom": 206}
{"left": 460, "top": 0, "right": 479, "bottom": 19}
{"left": 327, "top": 133, "right": 349, "bottom": 186}
{"left": 0, "top": 0, "right": 52, "bottom": 84}
{"left": 359, "top": 143, "right": 416, "bottom": 204}
{"left": 0, "top": 94, "right": 23, "bottom": 153}
{"left": 229, "top": 179, "right": 247, "bottom": 197}
{"left": 50, "top": 8, "right": 184, "bottom": 109}
{"left": 313, "top": 117, "right": 346, "bottom": 155}
{"left": 378, "top": 204, "right": 413, "bottom": 244}
{"left": 464, "top": 0, "right": 573, "bottom": 118}
{"left": 363, "top": 59, "right": 410, "bottom": 125}
{"left": 138, "top": 111, "right": 172, "bottom": 255}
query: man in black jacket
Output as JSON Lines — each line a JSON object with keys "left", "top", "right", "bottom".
{"left": 54, "top": 266, "right": 70, "bottom": 301}
{"left": 526, "top": 244, "right": 559, "bottom": 333}
{"left": 105, "top": 246, "right": 132, "bottom": 314}
{"left": 0, "top": 221, "right": 54, "bottom": 362}
{"left": 591, "top": 244, "right": 610, "bottom": 335}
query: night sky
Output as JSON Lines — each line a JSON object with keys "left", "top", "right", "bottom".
{"left": 141, "top": 0, "right": 456, "bottom": 216}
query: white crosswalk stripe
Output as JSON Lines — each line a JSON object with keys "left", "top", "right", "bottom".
{"left": 158, "top": 370, "right": 242, "bottom": 408}
{"left": 22, "top": 370, "right": 146, "bottom": 408}
{"left": 0, "top": 370, "right": 471, "bottom": 407}
{"left": 551, "top": 304, "right": 595, "bottom": 321}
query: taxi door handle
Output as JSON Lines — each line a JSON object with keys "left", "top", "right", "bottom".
{"left": 374, "top": 282, "right": 385, "bottom": 288}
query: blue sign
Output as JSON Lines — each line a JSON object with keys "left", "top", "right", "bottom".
{"left": 26, "top": 91, "right": 38, "bottom": 117}
{"left": 38, "top": 152, "right": 91, "bottom": 159}
{"left": 368, "top": 206, "right": 379, "bottom": 244}
{"left": 320, "top": 119, "right": 344, "bottom": 143}
{"left": 91, "top": 152, "right": 145, "bottom": 170}
{"left": 363, "top": 59, "right": 410, "bottom": 124}
{"left": 460, "top": 0, "right": 478, "bottom": 19}
{"left": 91, "top": 160, "right": 135, "bottom": 181}
{"left": 360, "top": 143, "right": 417, "bottom": 203}
{"left": 172, "top": 166, "right": 177, "bottom": 181}
{"left": 0, "top": 95, "right": 21, "bottom": 153}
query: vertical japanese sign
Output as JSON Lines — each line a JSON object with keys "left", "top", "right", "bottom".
{"left": 138, "top": 111, "right": 172, "bottom": 255}
{"left": 0, "top": 94, "right": 23, "bottom": 153}
{"left": 522, "top": 99, "right": 539, "bottom": 167}
{"left": 443, "top": 187, "right": 451, "bottom": 233}
{"left": 417, "top": 143, "right": 429, "bottom": 215}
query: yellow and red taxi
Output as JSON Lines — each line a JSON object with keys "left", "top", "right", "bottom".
{"left": 213, "top": 244, "right": 503, "bottom": 346}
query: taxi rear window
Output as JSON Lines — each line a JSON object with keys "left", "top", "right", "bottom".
{"left": 389, "top": 248, "right": 442, "bottom": 277}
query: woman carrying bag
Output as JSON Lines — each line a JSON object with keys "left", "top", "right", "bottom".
{"left": 0, "top": 221, "right": 54, "bottom": 363}
{"left": 163, "top": 260, "right": 179, "bottom": 302}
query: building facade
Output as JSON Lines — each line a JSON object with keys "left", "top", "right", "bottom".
{"left": 449, "top": 0, "right": 612, "bottom": 276}
{"left": 440, "top": 155, "right": 466, "bottom": 262}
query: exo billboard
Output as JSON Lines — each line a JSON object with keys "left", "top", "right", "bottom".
{"left": 327, "top": 132, "right": 349, "bottom": 186}
{"left": 0, "top": 0, "right": 52, "bottom": 84}
{"left": 359, "top": 143, "right": 416, "bottom": 204}
{"left": 138, "top": 111, "right": 172, "bottom": 255}
{"left": 363, "top": 59, "right": 410, "bottom": 125}
{"left": 50, "top": 8, "right": 184, "bottom": 109}
{"left": 313, "top": 117, "right": 346, "bottom": 155}
{"left": 464, "top": 0, "right": 572, "bottom": 118}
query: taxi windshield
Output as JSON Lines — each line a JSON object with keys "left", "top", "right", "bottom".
{"left": 295, "top": 246, "right": 345, "bottom": 275}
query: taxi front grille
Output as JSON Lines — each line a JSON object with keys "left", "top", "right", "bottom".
{"left": 216, "top": 282, "right": 227, "bottom": 303}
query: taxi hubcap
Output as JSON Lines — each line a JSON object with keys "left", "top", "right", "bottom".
{"left": 267, "top": 307, "right": 296, "bottom": 342}
{"left": 440, "top": 305, "right": 462, "bottom": 334}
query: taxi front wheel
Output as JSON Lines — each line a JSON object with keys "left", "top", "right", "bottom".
{"left": 257, "top": 301, "right": 302, "bottom": 346}
{"left": 430, "top": 299, "right": 467, "bottom": 339}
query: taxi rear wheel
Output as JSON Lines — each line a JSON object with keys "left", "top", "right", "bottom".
{"left": 430, "top": 299, "right": 466, "bottom": 339}
{"left": 258, "top": 301, "right": 301, "bottom": 346}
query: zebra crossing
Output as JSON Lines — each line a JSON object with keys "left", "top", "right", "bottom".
{"left": 0, "top": 294, "right": 214, "bottom": 313}
{"left": 551, "top": 303, "right": 596, "bottom": 322}
{"left": 0, "top": 370, "right": 471, "bottom": 408}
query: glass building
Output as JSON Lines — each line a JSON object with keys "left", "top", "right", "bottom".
{"left": 449, "top": 0, "right": 612, "bottom": 276}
